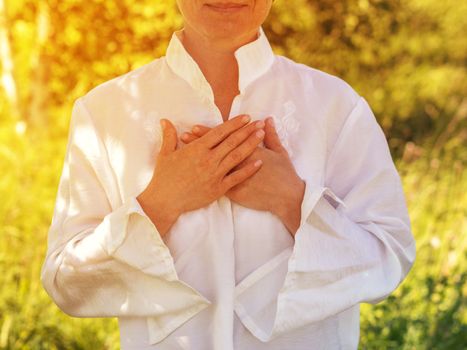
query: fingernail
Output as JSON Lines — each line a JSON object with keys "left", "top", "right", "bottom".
{"left": 268, "top": 117, "right": 275, "bottom": 127}
{"left": 242, "top": 115, "right": 251, "bottom": 123}
{"left": 254, "top": 160, "right": 263, "bottom": 167}
{"left": 256, "top": 130, "right": 265, "bottom": 138}
{"left": 192, "top": 126, "right": 200, "bottom": 133}
{"left": 255, "top": 120, "right": 265, "bottom": 128}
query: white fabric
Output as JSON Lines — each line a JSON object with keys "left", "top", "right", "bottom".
{"left": 41, "top": 27, "right": 416, "bottom": 349}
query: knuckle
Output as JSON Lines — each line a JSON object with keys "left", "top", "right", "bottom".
{"left": 222, "top": 175, "right": 234, "bottom": 190}
{"left": 213, "top": 162, "right": 225, "bottom": 177}
{"left": 224, "top": 136, "right": 238, "bottom": 150}
{"left": 229, "top": 151, "right": 243, "bottom": 163}
{"left": 252, "top": 129, "right": 264, "bottom": 139}
{"left": 230, "top": 170, "right": 246, "bottom": 186}
{"left": 250, "top": 134, "right": 262, "bottom": 145}
{"left": 212, "top": 128, "right": 225, "bottom": 140}
{"left": 248, "top": 122, "right": 260, "bottom": 131}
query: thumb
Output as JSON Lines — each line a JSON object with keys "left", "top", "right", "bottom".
{"left": 159, "top": 119, "right": 178, "bottom": 155}
{"left": 263, "top": 117, "right": 286, "bottom": 154}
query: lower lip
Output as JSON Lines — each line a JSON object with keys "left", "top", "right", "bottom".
{"left": 205, "top": 4, "right": 247, "bottom": 13}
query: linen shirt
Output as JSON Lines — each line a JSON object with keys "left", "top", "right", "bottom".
{"left": 41, "top": 27, "right": 416, "bottom": 350}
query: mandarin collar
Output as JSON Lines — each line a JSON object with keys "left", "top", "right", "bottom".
{"left": 165, "top": 27, "right": 275, "bottom": 101}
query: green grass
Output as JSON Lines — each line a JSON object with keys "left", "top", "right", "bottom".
{"left": 0, "top": 121, "right": 465, "bottom": 349}
{"left": 360, "top": 147, "right": 466, "bottom": 349}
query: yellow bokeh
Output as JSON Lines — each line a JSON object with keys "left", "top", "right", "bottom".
{"left": 0, "top": 0, "right": 465, "bottom": 348}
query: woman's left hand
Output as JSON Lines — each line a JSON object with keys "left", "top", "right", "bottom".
{"left": 180, "top": 117, "right": 305, "bottom": 236}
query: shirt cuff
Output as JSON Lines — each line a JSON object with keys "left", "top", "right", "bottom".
{"left": 301, "top": 181, "right": 346, "bottom": 227}
{"left": 290, "top": 181, "right": 346, "bottom": 271}
{"left": 95, "top": 196, "right": 179, "bottom": 281}
{"left": 233, "top": 182, "right": 348, "bottom": 341}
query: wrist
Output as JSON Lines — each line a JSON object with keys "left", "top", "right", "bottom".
{"left": 276, "top": 178, "right": 305, "bottom": 237}
{"left": 137, "top": 191, "right": 180, "bottom": 237}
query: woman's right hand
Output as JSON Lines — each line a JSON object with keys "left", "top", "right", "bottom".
{"left": 137, "top": 114, "right": 266, "bottom": 236}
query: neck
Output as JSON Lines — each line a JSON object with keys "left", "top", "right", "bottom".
{"left": 179, "top": 25, "right": 259, "bottom": 92}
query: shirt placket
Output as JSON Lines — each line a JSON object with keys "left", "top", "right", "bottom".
{"left": 200, "top": 93, "right": 238, "bottom": 350}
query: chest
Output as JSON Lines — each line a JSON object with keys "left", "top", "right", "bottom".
{"left": 105, "top": 87, "right": 328, "bottom": 205}
{"left": 215, "top": 93, "right": 237, "bottom": 122}
{"left": 100, "top": 83, "right": 330, "bottom": 287}
{"left": 211, "top": 79, "right": 240, "bottom": 121}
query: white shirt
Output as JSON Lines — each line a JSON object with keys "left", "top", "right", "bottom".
{"left": 41, "top": 27, "right": 416, "bottom": 350}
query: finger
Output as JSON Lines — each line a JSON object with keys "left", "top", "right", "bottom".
{"left": 212, "top": 120, "right": 265, "bottom": 163}
{"left": 263, "top": 117, "right": 287, "bottom": 154}
{"left": 192, "top": 125, "right": 211, "bottom": 136}
{"left": 198, "top": 114, "right": 251, "bottom": 149}
{"left": 221, "top": 159, "right": 263, "bottom": 192}
{"left": 180, "top": 132, "right": 199, "bottom": 144}
{"left": 159, "top": 119, "right": 178, "bottom": 155}
{"left": 216, "top": 125, "right": 265, "bottom": 175}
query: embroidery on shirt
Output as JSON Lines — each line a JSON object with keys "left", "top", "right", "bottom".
{"left": 142, "top": 112, "right": 198, "bottom": 156}
{"left": 141, "top": 102, "right": 300, "bottom": 157}
{"left": 270, "top": 100, "right": 299, "bottom": 158}
{"left": 141, "top": 111, "right": 162, "bottom": 144}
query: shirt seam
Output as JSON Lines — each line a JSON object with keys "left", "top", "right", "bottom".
{"left": 324, "top": 96, "right": 363, "bottom": 182}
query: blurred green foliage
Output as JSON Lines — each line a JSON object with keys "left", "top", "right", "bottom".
{"left": 0, "top": 0, "right": 465, "bottom": 349}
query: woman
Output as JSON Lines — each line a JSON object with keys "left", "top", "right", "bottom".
{"left": 41, "top": 1, "right": 416, "bottom": 349}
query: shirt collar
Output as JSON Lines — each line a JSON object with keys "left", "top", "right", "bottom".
{"left": 165, "top": 27, "right": 275, "bottom": 101}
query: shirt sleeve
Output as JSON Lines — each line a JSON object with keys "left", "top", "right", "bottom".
{"left": 40, "top": 98, "right": 210, "bottom": 342}
{"left": 234, "top": 96, "right": 416, "bottom": 341}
